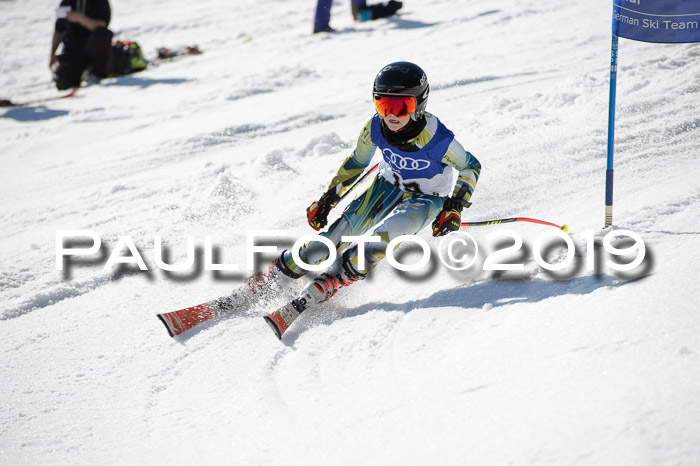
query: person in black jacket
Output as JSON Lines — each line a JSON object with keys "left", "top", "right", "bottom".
{"left": 50, "top": 0, "right": 112, "bottom": 89}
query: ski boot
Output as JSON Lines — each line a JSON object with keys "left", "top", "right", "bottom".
{"left": 264, "top": 251, "right": 367, "bottom": 339}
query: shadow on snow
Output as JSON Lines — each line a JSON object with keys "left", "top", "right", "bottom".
{"left": 1, "top": 106, "right": 69, "bottom": 121}
{"left": 385, "top": 16, "right": 438, "bottom": 29}
{"left": 167, "top": 275, "right": 651, "bottom": 345}
{"left": 102, "top": 76, "right": 190, "bottom": 88}
{"left": 348, "top": 275, "right": 642, "bottom": 316}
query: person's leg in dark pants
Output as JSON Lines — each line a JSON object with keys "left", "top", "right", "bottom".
{"left": 54, "top": 48, "right": 85, "bottom": 90}
{"left": 84, "top": 27, "right": 113, "bottom": 79}
{"left": 314, "top": 0, "right": 333, "bottom": 33}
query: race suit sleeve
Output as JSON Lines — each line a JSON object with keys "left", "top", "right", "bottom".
{"left": 326, "top": 118, "right": 377, "bottom": 197}
{"left": 441, "top": 139, "right": 481, "bottom": 205}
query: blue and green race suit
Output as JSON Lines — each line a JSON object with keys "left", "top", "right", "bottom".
{"left": 284, "top": 112, "right": 481, "bottom": 275}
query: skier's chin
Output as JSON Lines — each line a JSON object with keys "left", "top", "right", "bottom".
{"left": 385, "top": 118, "right": 408, "bottom": 131}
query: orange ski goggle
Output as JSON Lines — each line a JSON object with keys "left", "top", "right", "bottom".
{"left": 374, "top": 95, "right": 416, "bottom": 118}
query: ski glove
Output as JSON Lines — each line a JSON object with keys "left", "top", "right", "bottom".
{"left": 432, "top": 198, "right": 468, "bottom": 237}
{"left": 307, "top": 191, "right": 340, "bottom": 231}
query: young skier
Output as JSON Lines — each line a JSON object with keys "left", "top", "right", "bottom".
{"left": 156, "top": 61, "right": 481, "bottom": 339}
{"left": 260, "top": 61, "right": 482, "bottom": 338}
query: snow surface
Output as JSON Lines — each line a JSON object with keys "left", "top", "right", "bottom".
{"left": 2, "top": 0, "right": 700, "bottom": 464}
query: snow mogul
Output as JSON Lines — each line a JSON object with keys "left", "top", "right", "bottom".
{"left": 261, "top": 61, "right": 482, "bottom": 338}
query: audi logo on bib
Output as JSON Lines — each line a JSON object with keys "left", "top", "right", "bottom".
{"left": 382, "top": 148, "right": 431, "bottom": 171}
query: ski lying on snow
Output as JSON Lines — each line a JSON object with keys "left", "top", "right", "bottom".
{"left": 154, "top": 45, "right": 202, "bottom": 61}
{"left": 0, "top": 87, "right": 79, "bottom": 108}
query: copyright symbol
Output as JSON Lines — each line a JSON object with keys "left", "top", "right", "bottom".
{"left": 437, "top": 231, "right": 479, "bottom": 271}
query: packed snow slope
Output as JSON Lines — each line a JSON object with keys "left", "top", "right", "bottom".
{"left": 2, "top": 0, "right": 700, "bottom": 464}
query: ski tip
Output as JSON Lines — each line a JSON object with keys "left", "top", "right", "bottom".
{"left": 561, "top": 224, "right": 569, "bottom": 233}
{"left": 263, "top": 316, "right": 283, "bottom": 340}
{"left": 156, "top": 313, "right": 177, "bottom": 338}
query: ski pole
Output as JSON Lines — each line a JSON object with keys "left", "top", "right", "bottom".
{"left": 461, "top": 217, "right": 568, "bottom": 232}
{"left": 338, "top": 163, "right": 379, "bottom": 202}
{"left": 308, "top": 163, "right": 380, "bottom": 231}
{"left": 338, "top": 166, "right": 568, "bottom": 232}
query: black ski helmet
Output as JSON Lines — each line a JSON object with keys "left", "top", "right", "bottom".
{"left": 373, "top": 61, "right": 429, "bottom": 120}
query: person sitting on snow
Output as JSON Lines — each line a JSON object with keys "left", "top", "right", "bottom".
{"left": 50, "top": 0, "right": 113, "bottom": 89}
{"left": 351, "top": 0, "right": 404, "bottom": 22}
{"left": 314, "top": 0, "right": 404, "bottom": 33}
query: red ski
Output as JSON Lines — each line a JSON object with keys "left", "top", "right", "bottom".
{"left": 157, "top": 295, "right": 236, "bottom": 337}
{"left": 157, "top": 264, "right": 285, "bottom": 337}
{"left": 0, "top": 87, "right": 79, "bottom": 108}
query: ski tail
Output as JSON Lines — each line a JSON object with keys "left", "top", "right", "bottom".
{"left": 263, "top": 315, "right": 283, "bottom": 340}
{"left": 155, "top": 261, "right": 293, "bottom": 337}
{"left": 157, "top": 296, "right": 234, "bottom": 337}
{"left": 263, "top": 301, "right": 303, "bottom": 340}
